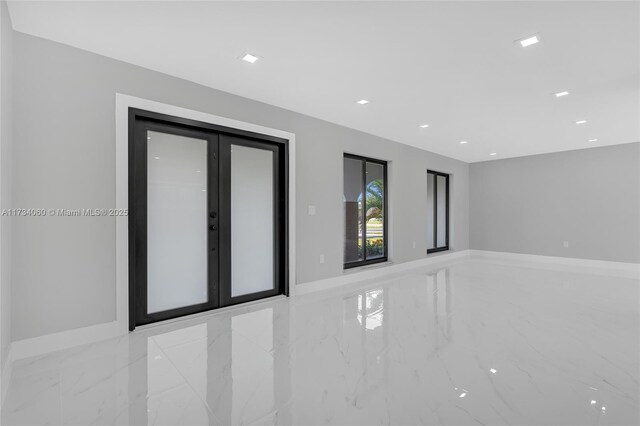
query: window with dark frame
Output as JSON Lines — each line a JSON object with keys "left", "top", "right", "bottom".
{"left": 343, "top": 154, "right": 388, "bottom": 269}
{"left": 427, "top": 170, "right": 449, "bottom": 253}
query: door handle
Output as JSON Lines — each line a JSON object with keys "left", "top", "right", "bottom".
{"left": 209, "top": 224, "right": 216, "bottom": 231}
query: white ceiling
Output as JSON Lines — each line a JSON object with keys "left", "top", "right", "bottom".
{"left": 7, "top": 1, "right": 640, "bottom": 163}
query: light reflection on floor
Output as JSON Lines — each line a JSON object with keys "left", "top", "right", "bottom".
{"left": 2, "top": 257, "right": 639, "bottom": 425}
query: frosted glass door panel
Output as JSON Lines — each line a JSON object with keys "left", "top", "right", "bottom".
{"left": 147, "top": 131, "right": 208, "bottom": 313}
{"left": 436, "top": 175, "right": 447, "bottom": 247}
{"left": 231, "top": 144, "right": 274, "bottom": 297}
{"left": 427, "top": 173, "right": 435, "bottom": 250}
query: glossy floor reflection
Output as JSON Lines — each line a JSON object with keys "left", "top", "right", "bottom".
{"left": 2, "top": 257, "right": 639, "bottom": 425}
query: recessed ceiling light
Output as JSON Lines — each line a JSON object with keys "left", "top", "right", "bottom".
{"left": 154, "top": 156, "right": 160, "bottom": 160}
{"left": 459, "top": 141, "right": 468, "bottom": 144}
{"left": 588, "top": 139, "right": 598, "bottom": 142}
{"left": 555, "top": 91, "right": 570, "bottom": 97}
{"left": 576, "top": 120, "right": 587, "bottom": 125}
{"left": 356, "top": 99, "right": 369, "bottom": 105}
{"left": 489, "top": 152, "right": 497, "bottom": 156}
{"left": 519, "top": 35, "right": 540, "bottom": 47}
{"left": 418, "top": 124, "right": 429, "bottom": 128}
{"left": 241, "top": 53, "right": 260, "bottom": 64}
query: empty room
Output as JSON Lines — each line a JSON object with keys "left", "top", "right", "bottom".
{"left": 0, "top": 1, "right": 638, "bottom": 425}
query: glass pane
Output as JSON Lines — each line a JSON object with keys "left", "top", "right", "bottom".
{"left": 436, "top": 175, "right": 447, "bottom": 247}
{"left": 147, "top": 130, "right": 208, "bottom": 313}
{"left": 231, "top": 144, "right": 274, "bottom": 297}
{"left": 365, "top": 162, "right": 385, "bottom": 259}
{"left": 427, "top": 173, "right": 435, "bottom": 250}
{"left": 344, "top": 157, "right": 364, "bottom": 263}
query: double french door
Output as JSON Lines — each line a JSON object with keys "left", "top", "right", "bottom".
{"left": 129, "top": 109, "right": 288, "bottom": 330}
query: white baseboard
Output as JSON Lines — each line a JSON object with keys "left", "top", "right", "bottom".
{"left": 3, "top": 248, "right": 636, "bottom": 373}
{"left": 296, "top": 250, "right": 471, "bottom": 295}
{"left": 295, "top": 249, "right": 639, "bottom": 296}
{"left": 9, "top": 320, "right": 121, "bottom": 362}
{"left": 469, "top": 250, "right": 640, "bottom": 275}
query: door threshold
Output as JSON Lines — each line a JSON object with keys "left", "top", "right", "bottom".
{"left": 132, "top": 295, "right": 287, "bottom": 333}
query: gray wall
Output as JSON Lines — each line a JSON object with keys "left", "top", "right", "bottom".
{"left": 0, "top": 0, "right": 13, "bottom": 373}
{"left": 470, "top": 143, "right": 640, "bottom": 263}
{"left": 12, "top": 32, "right": 469, "bottom": 341}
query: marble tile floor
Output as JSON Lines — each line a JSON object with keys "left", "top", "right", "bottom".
{"left": 1, "top": 257, "right": 639, "bottom": 425}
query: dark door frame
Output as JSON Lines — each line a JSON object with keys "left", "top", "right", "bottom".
{"left": 427, "top": 170, "right": 449, "bottom": 253}
{"left": 130, "top": 119, "right": 220, "bottom": 327}
{"left": 343, "top": 153, "right": 388, "bottom": 269}
{"left": 218, "top": 134, "right": 283, "bottom": 307}
{"left": 128, "top": 108, "right": 289, "bottom": 331}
